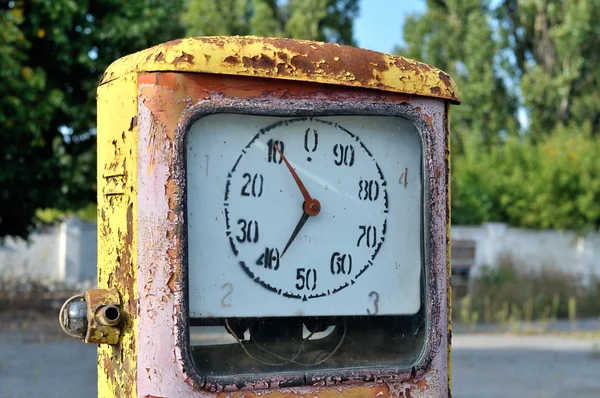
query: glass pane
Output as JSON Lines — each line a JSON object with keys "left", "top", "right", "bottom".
{"left": 186, "top": 114, "right": 425, "bottom": 382}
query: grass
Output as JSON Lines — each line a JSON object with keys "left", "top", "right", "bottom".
{"left": 454, "top": 253, "right": 600, "bottom": 332}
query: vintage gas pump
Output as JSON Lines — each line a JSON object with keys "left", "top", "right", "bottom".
{"left": 59, "top": 37, "right": 459, "bottom": 397}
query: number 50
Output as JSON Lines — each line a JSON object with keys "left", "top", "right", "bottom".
{"left": 295, "top": 268, "right": 317, "bottom": 291}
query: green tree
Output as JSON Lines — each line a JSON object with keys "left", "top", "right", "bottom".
{"left": 402, "top": 0, "right": 600, "bottom": 230}
{"left": 398, "top": 0, "right": 519, "bottom": 154}
{"left": 452, "top": 124, "right": 600, "bottom": 231}
{"left": 182, "top": 0, "right": 358, "bottom": 45}
{"left": 0, "top": 0, "right": 184, "bottom": 239}
{"left": 497, "top": 0, "right": 600, "bottom": 139}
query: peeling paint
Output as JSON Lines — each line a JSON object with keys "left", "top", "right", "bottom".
{"left": 97, "top": 73, "right": 140, "bottom": 398}
{"left": 100, "top": 36, "right": 460, "bottom": 104}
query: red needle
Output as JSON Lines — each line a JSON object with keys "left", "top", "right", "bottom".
{"left": 274, "top": 143, "right": 320, "bottom": 216}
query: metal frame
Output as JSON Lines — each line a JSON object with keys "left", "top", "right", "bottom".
{"left": 96, "top": 68, "right": 451, "bottom": 397}
{"left": 170, "top": 98, "right": 441, "bottom": 392}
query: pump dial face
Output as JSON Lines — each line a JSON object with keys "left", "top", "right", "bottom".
{"left": 187, "top": 114, "right": 423, "bottom": 318}
{"left": 223, "top": 118, "right": 388, "bottom": 300}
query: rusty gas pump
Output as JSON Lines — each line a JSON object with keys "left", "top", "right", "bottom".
{"left": 59, "top": 36, "right": 459, "bottom": 397}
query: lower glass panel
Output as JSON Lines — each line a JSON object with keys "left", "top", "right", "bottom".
{"left": 189, "top": 312, "right": 425, "bottom": 381}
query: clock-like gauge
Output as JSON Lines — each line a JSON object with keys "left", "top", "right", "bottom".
{"left": 187, "top": 113, "right": 422, "bottom": 318}
{"left": 224, "top": 118, "right": 388, "bottom": 301}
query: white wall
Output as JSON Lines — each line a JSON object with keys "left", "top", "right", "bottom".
{"left": 0, "top": 217, "right": 97, "bottom": 287}
{"left": 453, "top": 223, "right": 600, "bottom": 285}
{"left": 1, "top": 219, "right": 599, "bottom": 287}
{"left": 0, "top": 225, "right": 61, "bottom": 282}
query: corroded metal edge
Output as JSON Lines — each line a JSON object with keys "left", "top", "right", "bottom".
{"left": 173, "top": 99, "right": 441, "bottom": 393}
{"left": 99, "top": 36, "right": 460, "bottom": 104}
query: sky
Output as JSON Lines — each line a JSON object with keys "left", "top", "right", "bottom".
{"left": 355, "top": 0, "right": 529, "bottom": 128}
{"left": 354, "top": 0, "right": 425, "bottom": 54}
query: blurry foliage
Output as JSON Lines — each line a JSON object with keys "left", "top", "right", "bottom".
{"left": 182, "top": 0, "right": 358, "bottom": 45}
{"left": 36, "top": 202, "right": 97, "bottom": 223}
{"left": 453, "top": 123, "right": 600, "bottom": 230}
{"left": 403, "top": 0, "right": 600, "bottom": 230}
{"left": 1, "top": 0, "right": 358, "bottom": 240}
{"left": 0, "top": 0, "right": 184, "bottom": 239}
{"left": 3, "top": 0, "right": 600, "bottom": 237}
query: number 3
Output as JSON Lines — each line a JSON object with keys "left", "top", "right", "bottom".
{"left": 367, "top": 291, "right": 379, "bottom": 315}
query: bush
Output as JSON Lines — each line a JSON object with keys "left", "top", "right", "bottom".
{"left": 452, "top": 122, "right": 600, "bottom": 232}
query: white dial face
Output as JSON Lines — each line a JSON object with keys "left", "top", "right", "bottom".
{"left": 187, "top": 114, "right": 422, "bottom": 318}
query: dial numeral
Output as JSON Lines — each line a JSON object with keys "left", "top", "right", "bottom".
{"left": 357, "top": 225, "right": 377, "bottom": 248}
{"left": 236, "top": 219, "right": 259, "bottom": 243}
{"left": 358, "top": 180, "right": 380, "bottom": 201}
{"left": 267, "top": 139, "right": 284, "bottom": 163}
{"left": 367, "top": 291, "right": 379, "bottom": 315}
{"left": 399, "top": 167, "right": 408, "bottom": 188}
{"left": 295, "top": 268, "right": 317, "bottom": 291}
{"left": 330, "top": 252, "right": 352, "bottom": 275}
{"left": 333, "top": 144, "right": 355, "bottom": 166}
{"left": 241, "top": 173, "right": 264, "bottom": 197}
{"left": 304, "top": 128, "right": 319, "bottom": 152}
{"left": 256, "top": 247, "right": 280, "bottom": 270}
{"left": 221, "top": 283, "right": 233, "bottom": 308}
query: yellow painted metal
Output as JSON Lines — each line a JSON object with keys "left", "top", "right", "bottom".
{"left": 96, "top": 73, "right": 139, "bottom": 398}
{"left": 100, "top": 36, "right": 461, "bottom": 104}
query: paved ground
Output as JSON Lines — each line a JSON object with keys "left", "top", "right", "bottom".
{"left": 1, "top": 314, "right": 599, "bottom": 397}
{"left": 452, "top": 333, "right": 600, "bottom": 398}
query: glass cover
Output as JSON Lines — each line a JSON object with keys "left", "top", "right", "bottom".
{"left": 186, "top": 114, "right": 425, "bottom": 381}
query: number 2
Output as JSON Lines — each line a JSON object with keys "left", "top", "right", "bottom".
{"left": 221, "top": 283, "right": 233, "bottom": 307}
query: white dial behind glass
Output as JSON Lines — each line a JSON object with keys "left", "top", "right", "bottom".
{"left": 187, "top": 114, "right": 422, "bottom": 318}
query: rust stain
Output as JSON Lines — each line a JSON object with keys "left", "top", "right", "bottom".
{"left": 165, "top": 178, "right": 177, "bottom": 210}
{"left": 140, "top": 72, "right": 411, "bottom": 106}
{"left": 128, "top": 116, "right": 137, "bottom": 132}
{"left": 438, "top": 71, "right": 452, "bottom": 89}
{"left": 223, "top": 55, "right": 239, "bottom": 64}
{"left": 154, "top": 52, "right": 165, "bottom": 62}
{"left": 166, "top": 273, "right": 176, "bottom": 294}
{"left": 156, "top": 73, "right": 179, "bottom": 90}
{"left": 423, "top": 113, "right": 434, "bottom": 130}
{"left": 217, "top": 384, "right": 391, "bottom": 397}
{"left": 172, "top": 51, "right": 194, "bottom": 65}
{"left": 84, "top": 288, "right": 122, "bottom": 345}
{"left": 167, "top": 211, "right": 175, "bottom": 222}
{"left": 243, "top": 54, "right": 276, "bottom": 69}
